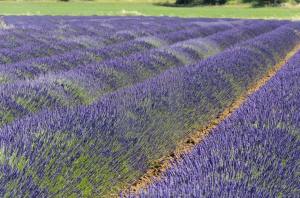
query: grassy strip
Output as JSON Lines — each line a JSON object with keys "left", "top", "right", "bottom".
{"left": 0, "top": 1, "right": 299, "bottom": 19}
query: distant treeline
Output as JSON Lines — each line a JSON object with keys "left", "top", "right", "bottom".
{"left": 176, "top": 0, "right": 299, "bottom": 6}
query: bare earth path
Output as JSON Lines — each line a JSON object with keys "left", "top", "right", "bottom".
{"left": 119, "top": 43, "right": 300, "bottom": 197}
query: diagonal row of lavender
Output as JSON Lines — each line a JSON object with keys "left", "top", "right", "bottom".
{"left": 137, "top": 41, "right": 300, "bottom": 198}
{"left": 1, "top": 16, "right": 207, "bottom": 50}
{"left": 0, "top": 19, "right": 239, "bottom": 127}
{"left": 0, "top": 17, "right": 204, "bottom": 65}
{"left": 0, "top": 19, "right": 239, "bottom": 81}
{"left": 0, "top": 22, "right": 299, "bottom": 196}
{"left": 0, "top": 20, "right": 273, "bottom": 85}
{"left": 3, "top": 16, "right": 234, "bottom": 31}
{"left": 39, "top": 20, "right": 284, "bottom": 102}
{"left": 0, "top": 20, "right": 280, "bottom": 128}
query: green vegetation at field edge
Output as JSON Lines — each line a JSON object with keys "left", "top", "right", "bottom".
{"left": 0, "top": 1, "right": 299, "bottom": 19}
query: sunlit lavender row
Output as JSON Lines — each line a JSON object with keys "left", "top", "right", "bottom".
{"left": 138, "top": 44, "right": 300, "bottom": 198}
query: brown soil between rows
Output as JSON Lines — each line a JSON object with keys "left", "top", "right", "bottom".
{"left": 118, "top": 43, "right": 300, "bottom": 197}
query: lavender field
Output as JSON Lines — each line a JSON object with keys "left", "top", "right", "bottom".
{"left": 0, "top": 16, "right": 299, "bottom": 197}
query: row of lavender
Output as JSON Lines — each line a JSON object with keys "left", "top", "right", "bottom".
{"left": 0, "top": 20, "right": 236, "bottom": 81}
{"left": 138, "top": 41, "right": 300, "bottom": 198}
{"left": 1, "top": 20, "right": 280, "bottom": 83}
{"left": 1, "top": 17, "right": 246, "bottom": 84}
{"left": 0, "top": 17, "right": 243, "bottom": 127}
{"left": 0, "top": 19, "right": 299, "bottom": 197}
{"left": 0, "top": 20, "right": 282, "bottom": 128}
{"left": 0, "top": 17, "right": 209, "bottom": 64}
{"left": 4, "top": 17, "right": 221, "bottom": 67}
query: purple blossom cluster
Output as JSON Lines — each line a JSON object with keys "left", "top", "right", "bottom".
{"left": 0, "top": 16, "right": 299, "bottom": 197}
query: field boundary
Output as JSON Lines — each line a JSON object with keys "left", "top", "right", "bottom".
{"left": 119, "top": 43, "right": 300, "bottom": 197}
{"left": 1, "top": 2, "right": 300, "bottom": 19}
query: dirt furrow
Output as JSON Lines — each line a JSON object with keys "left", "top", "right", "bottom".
{"left": 118, "top": 43, "right": 300, "bottom": 197}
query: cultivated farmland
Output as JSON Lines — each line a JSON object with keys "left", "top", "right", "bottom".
{"left": 0, "top": 16, "right": 299, "bottom": 197}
